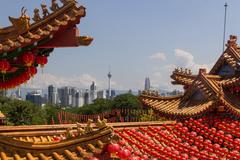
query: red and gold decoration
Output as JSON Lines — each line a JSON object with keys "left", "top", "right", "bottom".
{"left": 22, "top": 51, "right": 35, "bottom": 67}
{"left": 0, "top": 0, "right": 92, "bottom": 90}
{"left": 27, "top": 66, "right": 37, "bottom": 77}
{"left": 36, "top": 55, "right": 48, "bottom": 68}
{"left": 0, "top": 59, "right": 10, "bottom": 75}
{"left": 4, "top": 0, "right": 240, "bottom": 159}
{"left": 114, "top": 116, "right": 240, "bottom": 159}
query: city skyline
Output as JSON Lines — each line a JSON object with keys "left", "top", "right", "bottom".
{"left": 0, "top": 1, "right": 240, "bottom": 91}
{"left": 23, "top": 83, "right": 119, "bottom": 106}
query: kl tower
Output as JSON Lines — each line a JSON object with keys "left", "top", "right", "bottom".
{"left": 107, "top": 70, "right": 112, "bottom": 99}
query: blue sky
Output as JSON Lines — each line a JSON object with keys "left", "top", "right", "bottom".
{"left": 1, "top": 0, "right": 240, "bottom": 91}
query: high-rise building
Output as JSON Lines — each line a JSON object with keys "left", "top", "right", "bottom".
{"left": 15, "top": 88, "right": 21, "bottom": 99}
{"left": 84, "top": 89, "right": 90, "bottom": 105}
{"left": 70, "top": 87, "right": 77, "bottom": 107}
{"left": 107, "top": 89, "right": 116, "bottom": 98}
{"left": 75, "top": 90, "right": 84, "bottom": 107}
{"left": 48, "top": 85, "right": 58, "bottom": 104}
{"left": 57, "top": 86, "right": 85, "bottom": 107}
{"left": 57, "top": 88, "right": 64, "bottom": 106}
{"left": 144, "top": 77, "right": 151, "bottom": 90}
{"left": 58, "top": 87, "right": 69, "bottom": 106}
{"left": 97, "top": 89, "right": 116, "bottom": 99}
{"left": 97, "top": 90, "right": 107, "bottom": 99}
{"left": 89, "top": 81, "right": 97, "bottom": 103}
{"left": 26, "top": 90, "right": 43, "bottom": 106}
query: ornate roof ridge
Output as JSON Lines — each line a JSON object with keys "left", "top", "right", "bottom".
{"left": 141, "top": 96, "right": 215, "bottom": 118}
{"left": 199, "top": 70, "right": 221, "bottom": 97}
{"left": 0, "top": 0, "right": 90, "bottom": 54}
{"left": 140, "top": 68, "right": 232, "bottom": 118}
{"left": 140, "top": 91, "right": 183, "bottom": 100}
{"left": 0, "top": 118, "right": 113, "bottom": 159}
{"left": 171, "top": 67, "right": 195, "bottom": 86}
{"left": 180, "top": 68, "right": 220, "bottom": 102}
{"left": 222, "top": 76, "right": 240, "bottom": 86}
{"left": 210, "top": 35, "right": 240, "bottom": 74}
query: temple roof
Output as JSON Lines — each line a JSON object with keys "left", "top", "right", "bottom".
{"left": 140, "top": 35, "right": 240, "bottom": 118}
{"left": 0, "top": 0, "right": 92, "bottom": 53}
{"left": 170, "top": 68, "right": 196, "bottom": 86}
{"left": 0, "top": 121, "right": 175, "bottom": 159}
{"left": 0, "top": 119, "right": 113, "bottom": 159}
{"left": 210, "top": 35, "right": 240, "bottom": 75}
{"left": 0, "top": 0, "right": 93, "bottom": 90}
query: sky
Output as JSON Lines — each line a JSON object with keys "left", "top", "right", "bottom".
{"left": 1, "top": 0, "right": 240, "bottom": 91}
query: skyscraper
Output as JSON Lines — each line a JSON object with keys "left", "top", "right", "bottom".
{"left": 58, "top": 87, "right": 71, "bottom": 106}
{"left": 75, "top": 90, "right": 84, "bottom": 107}
{"left": 144, "top": 77, "right": 151, "bottom": 90}
{"left": 84, "top": 89, "right": 90, "bottom": 105}
{"left": 48, "top": 85, "right": 58, "bottom": 104}
{"left": 26, "top": 90, "right": 43, "bottom": 106}
{"left": 15, "top": 88, "right": 21, "bottom": 99}
{"left": 90, "top": 81, "right": 97, "bottom": 103}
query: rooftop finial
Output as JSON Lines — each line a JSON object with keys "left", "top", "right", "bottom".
{"left": 21, "top": 7, "right": 27, "bottom": 17}
{"left": 50, "top": 0, "right": 60, "bottom": 12}
{"left": 41, "top": 3, "right": 50, "bottom": 17}
{"left": 227, "top": 35, "right": 237, "bottom": 48}
{"left": 8, "top": 6, "right": 30, "bottom": 34}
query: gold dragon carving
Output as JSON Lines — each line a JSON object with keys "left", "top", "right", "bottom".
{"left": 8, "top": 7, "right": 30, "bottom": 34}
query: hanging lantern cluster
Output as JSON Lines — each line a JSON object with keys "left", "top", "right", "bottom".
{"left": 0, "top": 70, "right": 30, "bottom": 89}
{"left": 0, "top": 47, "right": 50, "bottom": 90}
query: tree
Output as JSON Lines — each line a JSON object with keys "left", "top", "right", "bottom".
{"left": 2, "top": 100, "right": 45, "bottom": 125}
{"left": 43, "top": 104, "right": 61, "bottom": 124}
{"left": 73, "top": 98, "right": 112, "bottom": 115}
{"left": 92, "top": 98, "right": 112, "bottom": 113}
{"left": 140, "top": 109, "right": 168, "bottom": 122}
{"left": 112, "top": 93, "right": 141, "bottom": 109}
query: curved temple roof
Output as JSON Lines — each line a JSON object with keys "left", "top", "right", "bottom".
{"left": 0, "top": 119, "right": 113, "bottom": 159}
{"left": 0, "top": 0, "right": 92, "bottom": 52}
{"left": 140, "top": 35, "right": 240, "bottom": 118}
{"left": 0, "top": 0, "right": 93, "bottom": 90}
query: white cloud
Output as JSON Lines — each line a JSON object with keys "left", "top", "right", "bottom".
{"left": 149, "top": 52, "right": 166, "bottom": 61}
{"left": 25, "top": 73, "right": 122, "bottom": 90}
{"left": 149, "top": 49, "right": 213, "bottom": 91}
{"left": 174, "top": 49, "right": 213, "bottom": 73}
{"left": 174, "top": 49, "right": 193, "bottom": 67}
{"left": 25, "top": 49, "right": 212, "bottom": 91}
{"left": 151, "top": 64, "right": 178, "bottom": 91}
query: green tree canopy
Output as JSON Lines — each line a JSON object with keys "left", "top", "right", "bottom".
{"left": 0, "top": 99, "right": 45, "bottom": 125}
{"left": 43, "top": 104, "right": 61, "bottom": 124}
{"left": 112, "top": 93, "right": 141, "bottom": 109}
{"left": 71, "top": 98, "right": 112, "bottom": 115}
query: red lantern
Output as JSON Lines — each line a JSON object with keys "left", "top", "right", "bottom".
{"left": 22, "top": 51, "right": 35, "bottom": 67}
{"left": 118, "top": 149, "right": 131, "bottom": 159}
{"left": 0, "top": 59, "right": 10, "bottom": 74}
{"left": 118, "top": 139, "right": 126, "bottom": 146}
{"left": 107, "top": 143, "right": 120, "bottom": 153}
{"left": 36, "top": 56, "right": 48, "bottom": 68}
{"left": 28, "top": 66, "right": 37, "bottom": 77}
